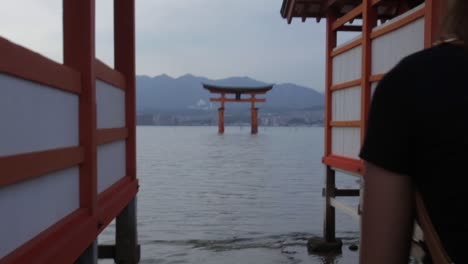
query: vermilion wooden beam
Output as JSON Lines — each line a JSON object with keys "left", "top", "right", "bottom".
{"left": 210, "top": 98, "right": 266, "bottom": 103}
{"left": 325, "top": 13, "right": 337, "bottom": 157}
{"left": 0, "top": 209, "right": 96, "bottom": 264}
{"left": 63, "top": 0, "right": 98, "bottom": 215}
{"left": 97, "top": 128, "right": 128, "bottom": 145}
{"left": 0, "top": 147, "right": 84, "bottom": 187}
{"left": 208, "top": 91, "right": 269, "bottom": 95}
{"left": 323, "top": 155, "right": 365, "bottom": 174}
{"left": 371, "top": 7, "right": 425, "bottom": 39}
{"left": 332, "top": 4, "right": 363, "bottom": 31}
{"left": 95, "top": 59, "right": 126, "bottom": 90}
{"left": 331, "top": 79, "right": 361, "bottom": 91}
{"left": 115, "top": 0, "right": 137, "bottom": 182}
{"left": 361, "top": 0, "right": 377, "bottom": 143}
{"left": 330, "top": 121, "right": 361, "bottom": 127}
{"left": 331, "top": 38, "right": 362, "bottom": 57}
{"left": 424, "top": 0, "right": 448, "bottom": 48}
{"left": 0, "top": 37, "right": 81, "bottom": 94}
{"left": 370, "top": 74, "right": 385, "bottom": 82}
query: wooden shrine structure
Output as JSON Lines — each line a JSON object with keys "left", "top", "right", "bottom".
{"left": 280, "top": 0, "right": 448, "bottom": 259}
{"left": 203, "top": 84, "right": 273, "bottom": 134}
{"left": 0, "top": 1, "right": 139, "bottom": 263}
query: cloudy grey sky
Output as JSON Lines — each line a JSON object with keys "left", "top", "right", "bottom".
{"left": 0, "top": 0, "right": 327, "bottom": 90}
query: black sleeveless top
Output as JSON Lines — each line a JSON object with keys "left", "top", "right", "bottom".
{"left": 360, "top": 43, "right": 468, "bottom": 263}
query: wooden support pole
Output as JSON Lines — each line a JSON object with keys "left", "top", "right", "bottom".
{"left": 218, "top": 107, "right": 225, "bottom": 134}
{"left": 325, "top": 12, "right": 337, "bottom": 157}
{"left": 114, "top": 1, "right": 139, "bottom": 263}
{"left": 361, "top": 0, "right": 377, "bottom": 142}
{"left": 75, "top": 241, "right": 97, "bottom": 264}
{"left": 115, "top": 0, "right": 137, "bottom": 181}
{"left": 424, "top": 0, "right": 448, "bottom": 48}
{"left": 323, "top": 11, "right": 338, "bottom": 244}
{"left": 323, "top": 166, "right": 337, "bottom": 242}
{"left": 251, "top": 94, "right": 258, "bottom": 134}
{"left": 115, "top": 198, "right": 140, "bottom": 264}
{"left": 251, "top": 108, "right": 258, "bottom": 134}
{"left": 63, "top": 0, "right": 97, "bottom": 216}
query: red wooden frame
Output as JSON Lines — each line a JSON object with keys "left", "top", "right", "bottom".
{"left": 0, "top": 147, "right": 84, "bottom": 187}
{"left": 95, "top": 59, "right": 126, "bottom": 90}
{"left": 330, "top": 79, "right": 361, "bottom": 91}
{"left": 323, "top": 155, "right": 365, "bottom": 174}
{"left": 97, "top": 128, "right": 128, "bottom": 145}
{"left": 0, "top": 0, "right": 138, "bottom": 262}
{"left": 323, "top": 0, "right": 444, "bottom": 174}
{"left": 331, "top": 38, "right": 362, "bottom": 57}
{"left": 97, "top": 177, "right": 139, "bottom": 232}
{"left": 0, "top": 37, "right": 81, "bottom": 94}
{"left": 371, "top": 7, "right": 425, "bottom": 39}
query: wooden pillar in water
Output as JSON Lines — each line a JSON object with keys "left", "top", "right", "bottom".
{"left": 323, "top": 10, "right": 337, "bottom": 243}
{"left": 323, "top": 166, "right": 336, "bottom": 242}
{"left": 115, "top": 198, "right": 139, "bottom": 264}
{"left": 251, "top": 108, "right": 258, "bottom": 134}
{"left": 114, "top": 0, "right": 139, "bottom": 263}
{"left": 218, "top": 93, "right": 225, "bottom": 134}
{"left": 75, "top": 241, "right": 98, "bottom": 264}
{"left": 218, "top": 107, "right": 225, "bottom": 134}
{"left": 250, "top": 94, "right": 258, "bottom": 134}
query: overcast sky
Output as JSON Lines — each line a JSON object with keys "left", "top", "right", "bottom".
{"left": 0, "top": 0, "right": 327, "bottom": 90}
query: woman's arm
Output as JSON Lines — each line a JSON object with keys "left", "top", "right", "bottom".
{"left": 360, "top": 161, "right": 414, "bottom": 264}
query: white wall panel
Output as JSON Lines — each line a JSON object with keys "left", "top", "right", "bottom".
{"left": 332, "top": 86, "right": 361, "bottom": 121}
{"left": 0, "top": 167, "right": 79, "bottom": 258}
{"left": 97, "top": 140, "right": 126, "bottom": 193}
{"left": 372, "top": 16, "right": 425, "bottom": 74}
{"left": 332, "top": 45, "right": 362, "bottom": 85}
{"left": 0, "top": 74, "right": 79, "bottom": 156}
{"left": 96, "top": 80, "right": 125, "bottom": 129}
{"left": 332, "top": 127, "right": 361, "bottom": 159}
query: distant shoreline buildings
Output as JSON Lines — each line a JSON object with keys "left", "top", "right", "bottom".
{"left": 137, "top": 109, "right": 324, "bottom": 127}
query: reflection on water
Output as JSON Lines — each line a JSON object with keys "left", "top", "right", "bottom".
{"left": 99, "top": 126, "right": 360, "bottom": 263}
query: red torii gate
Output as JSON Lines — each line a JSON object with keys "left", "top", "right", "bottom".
{"left": 203, "top": 84, "right": 273, "bottom": 134}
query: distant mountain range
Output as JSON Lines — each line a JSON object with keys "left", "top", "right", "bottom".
{"left": 136, "top": 74, "right": 324, "bottom": 113}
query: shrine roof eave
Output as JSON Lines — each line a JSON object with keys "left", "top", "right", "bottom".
{"left": 281, "top": 0, "right": 421, "bottom": 23}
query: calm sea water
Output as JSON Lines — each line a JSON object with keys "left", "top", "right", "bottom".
{"left": 100, "top": 126, "right": 360, "bottom": 264}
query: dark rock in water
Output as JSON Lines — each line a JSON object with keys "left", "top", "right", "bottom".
{"left": 348, "top": 244, "right": 359, "bottom": 251}
{"left": 307, "top": 238, "right": 342, "bottom": 254}
{"left": 281, "top": 249, "right": 297, "bottom": 254}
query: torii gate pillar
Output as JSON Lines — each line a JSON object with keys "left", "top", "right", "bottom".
{"left": 251, "top": 107, "right": 258, "bottom": 134}
{"left": 218, "top": 107, "right": 225, "bottom": 134}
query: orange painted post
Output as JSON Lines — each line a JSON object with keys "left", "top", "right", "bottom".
{"left": 361, "top": 0, "right": 377, "bottom": 143}
{"left": 218, "top": 93, "right": 225, "bottom": 134}
{"left": 63, "top": 0, "right": 97, "bottom": 217}
{"left": 251, "top": 95, "right": 258, "bottom": 134}
{"left": 325, "top": 14, "right": 337, "bottom": 158}
{"left": 115, "top": 0, "right": 137, "bottom": 182}
{"left": 218, "top": 107, "right": 225, "bottom": 134}
{"left": 63, "top": 0, "right": 98, "bottom": 261}
{"left": 251, "top": 108, "right": 258, "bottom": 134}
{"left": 323, "top": 11, "right": 338, "bottom": 243}
{"left": 114, "top": 0, "right": 140, "bottom": 263}
{"left": 424, "top": 0, "right": 448, "bottom": 48}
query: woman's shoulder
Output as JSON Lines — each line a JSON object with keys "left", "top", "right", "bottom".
{"left": 400, "top": 43, "right": 465, "bottom": 70}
